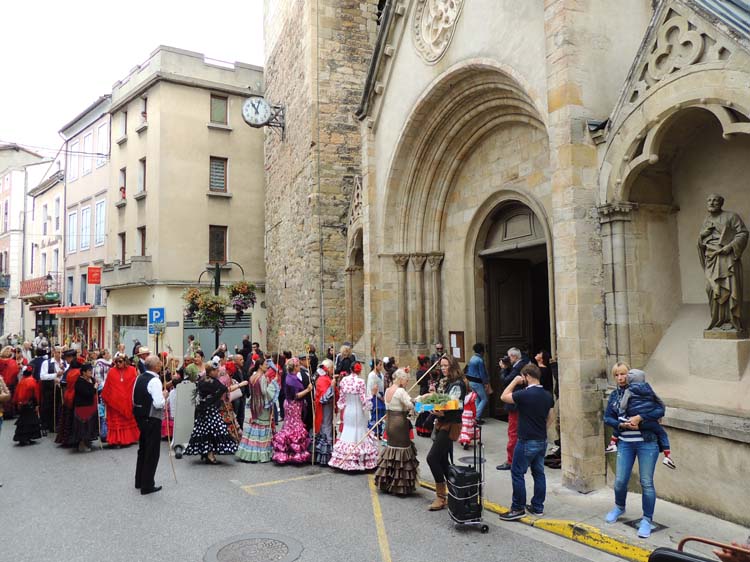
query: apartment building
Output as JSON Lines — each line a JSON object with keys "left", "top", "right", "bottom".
{"left": 58, "top": 96, "right": 111, "bottom": 349}
{"left": 102, "top": 46, "right": 267, "bottom": 353}
{"left": 20, "top": 161, "right": 65, "bottom": 342}
{"left": 0, "top": 147, "right": 45, "bottom": 338}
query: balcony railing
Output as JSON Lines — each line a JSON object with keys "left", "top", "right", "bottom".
{"left": 0, "top": 274, "right": 9, "bottom": 290}
{"left": 20, "top": 272, "right": 61, "bottom": 298}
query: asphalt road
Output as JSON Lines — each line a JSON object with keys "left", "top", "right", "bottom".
{"left": 0, "top": 427, "right": 625, "bottom": 562}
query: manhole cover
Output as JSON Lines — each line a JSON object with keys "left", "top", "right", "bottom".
{"left": 457, "top": 456, "right": 486, "bottom": 465}
{"left": 205, "top": 533, "right": 303, "bottom": 562}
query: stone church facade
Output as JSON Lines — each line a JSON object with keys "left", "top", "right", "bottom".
{"left": 263, "top": 0, "right": 750, "bottom": 524}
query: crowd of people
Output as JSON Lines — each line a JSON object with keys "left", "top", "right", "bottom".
{"left": 0, "top": 332, "right": 689, "bottom": 543}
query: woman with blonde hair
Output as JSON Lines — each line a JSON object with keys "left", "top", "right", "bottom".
{"left": 374, "top": 368, "right": 419, "bottom": 495}
{"left": 334, "top": 344, "right": 354, "bottom": 375}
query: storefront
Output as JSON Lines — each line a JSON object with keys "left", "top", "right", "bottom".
{"left": 30, "top": 304, "right": 59, "bottom": 345}
{"left": 50, "top": 305, "right": 106, "bottom": 351}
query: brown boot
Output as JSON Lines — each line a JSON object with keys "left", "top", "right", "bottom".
{"left": 428, "top": 482, "right": 448, "bottom": 511}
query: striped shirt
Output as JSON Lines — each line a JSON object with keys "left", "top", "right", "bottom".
{"left": 617, "top": 415, "right": 644, "bottom": 442}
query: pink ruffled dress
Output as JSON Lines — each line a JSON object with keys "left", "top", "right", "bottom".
{"left": 328, "top": 374, "right": 378, "bottom": 471}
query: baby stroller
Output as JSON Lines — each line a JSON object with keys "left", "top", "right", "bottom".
{"left": 446, "top": 425, "right": 488, "bottom": 533}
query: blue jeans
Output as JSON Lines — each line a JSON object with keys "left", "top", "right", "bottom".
{"left": 511, "top": 439, "right": 547, "bottom": 512}
{"left": 469, "top": 381, "right": 488, "bottom": 420}
{"left": 613, "top": 439, "right": 659, "bottom": 519}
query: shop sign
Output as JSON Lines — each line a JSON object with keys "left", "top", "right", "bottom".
{"left": 88, "top": 267, "right": 102, "bottom": 285}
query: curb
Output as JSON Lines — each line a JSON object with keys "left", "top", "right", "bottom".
{"left": 419, "top": 480, "right": 652, "bottom": 562}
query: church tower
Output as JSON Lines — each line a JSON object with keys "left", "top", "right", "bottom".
{"left": 263, "top": 1, "right": 379, "bottom": 353}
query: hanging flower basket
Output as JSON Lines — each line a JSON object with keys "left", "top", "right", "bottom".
{"left": 227, "top": 280, "right": 257, "bottom": 321}
{"left": 182, "top": 287, "right": 202, "bottom": 319}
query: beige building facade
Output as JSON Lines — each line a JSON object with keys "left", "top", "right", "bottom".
{"left": 58, "top": 96, "right": 112, "bottom": 349}
{"left": 21, "top": 160, "right": 65, "bottom": 343}
{"left": 264, "top": 0, "right": 750, "bottom": 524}
{"left": 102, "top": 46, "right": 267, "bottom": 355}
{"left": 0, "top": 148, "right": 46, "bottom": 339}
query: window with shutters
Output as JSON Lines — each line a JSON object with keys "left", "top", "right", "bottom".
{"left": 209, "top": 225, "right": 227, "bottom": 264}
{"left": 209, "top": 157, "right": 227, "bottom": 192}
{"left": 118, "top": 232, "right": 126, "bottom": 264}
{"left": 210, "top": 95, "right": 228, "bottom": 124}
{"left": 94, "top": 200, "right": 106, "bottom": 246}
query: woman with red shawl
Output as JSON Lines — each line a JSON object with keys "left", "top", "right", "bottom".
{"left": 312, "top": 359, "right": 335, "bottom": 465}
{"left": 13, "top": 366, "right": 41, "bottom": 445}
{"left": 0, "top": 346, "right": 19, "bottom": 419}
{"left": 102, "top": 353, "right": 140, "bottom": 447}
{"left": 55, "top": 351, "right": 81, "bottom": 447}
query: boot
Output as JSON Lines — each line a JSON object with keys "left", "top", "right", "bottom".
{"left": 428, "top": 482, "right": 448, "bottom": 511}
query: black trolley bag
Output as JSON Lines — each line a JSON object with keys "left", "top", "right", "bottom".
{"left": 446, "top": 424, "right": 489, "bottom": 533}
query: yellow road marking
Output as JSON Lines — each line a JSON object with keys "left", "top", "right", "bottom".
{"left": 240, "top": 472, "right": 328, "bottom": 495}
{"left": 368, "top": 475, "right": 393, "bottom": 562}
{"left": 418, "top": 480, "right": 651, "bottom": 562}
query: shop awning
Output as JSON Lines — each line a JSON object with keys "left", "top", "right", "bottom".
{"left": 30, "top": 303, "right": 60, "bottom": 311}
{"left": 49, "top": 305, "right": 93, "bottom": 315}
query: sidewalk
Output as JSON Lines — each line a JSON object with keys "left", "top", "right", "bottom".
{"left": 411, "top": 417, "right": 749, "bottom": 562}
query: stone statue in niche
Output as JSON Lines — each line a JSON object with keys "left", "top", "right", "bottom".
{"left": 698, "top": 194, "right": 749, "bottom": 336}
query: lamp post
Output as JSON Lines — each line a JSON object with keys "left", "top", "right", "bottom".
{"left": 197, "top": 262, "right": 246, "bottom": 350}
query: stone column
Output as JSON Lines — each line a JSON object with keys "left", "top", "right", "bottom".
{"left": 599, "top": 203, "right": 637, "bottom": 366}
{"left": 345, "top": 267, "right": 355, "bottom": 344}
{"left": 427, "top": 253, "right": 444, "bottom": 345}
{"left": 411, "top": 254, "right": 427, "bottom": 346}
{"left": 393, "top": 254, "right": 410, "bottom": 345}
{"left": 545, "top": 0, "right": 608, "bottom": 492}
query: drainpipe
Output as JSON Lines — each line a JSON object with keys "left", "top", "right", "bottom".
{"left": 59, "top": 132, "right": 69, "bottom": 344}
{"left": 20, "top": 166, "right": 28, "bottom": 340}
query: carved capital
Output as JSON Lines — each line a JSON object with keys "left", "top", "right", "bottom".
{"left": 393, "top": 254, "right": 410, "bottom": 271}
{"left": 598, "top": 202, "right": 638, "bottom": 224}
{"left": 426, "top": 253, "right": 444, "bottom": 271}
{"left": 410, "top": 253, "right": 427, "bottom": 271}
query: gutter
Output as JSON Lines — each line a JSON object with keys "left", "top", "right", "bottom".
{"left": 355, "top": 0, "right": 394, "bottom": 120}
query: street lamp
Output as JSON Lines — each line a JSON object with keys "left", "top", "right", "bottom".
{"left": 197, "top": 262, "right": 246, "bottom": 349}
{"left": 45, "top": 272, "right": 53, "bottom": 292}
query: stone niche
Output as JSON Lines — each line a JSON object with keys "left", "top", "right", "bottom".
{"left": 627, "top": 109, "right": 750, "bottom": 415}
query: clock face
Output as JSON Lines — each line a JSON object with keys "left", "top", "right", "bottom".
{"left": 242, "top": 96, "right": 272, "bottom": 127}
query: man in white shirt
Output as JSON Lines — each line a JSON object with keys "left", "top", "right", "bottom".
{"left": 39, "top": 347, "right": 63, "bottom": 432}
{"left": 133, "top": 355, "right": 167, "bottom": 495}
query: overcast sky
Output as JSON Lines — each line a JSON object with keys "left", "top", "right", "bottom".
{"left": 0, "top": 0, "right": 264, "bottom": 157}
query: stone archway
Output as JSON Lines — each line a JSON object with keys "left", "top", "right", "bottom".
{"left": 378, "top": 60, "right": 548, "bottom": 353}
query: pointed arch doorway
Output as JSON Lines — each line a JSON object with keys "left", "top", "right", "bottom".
{"left": 478, "top": 202, "right": 552, "bottom": 417}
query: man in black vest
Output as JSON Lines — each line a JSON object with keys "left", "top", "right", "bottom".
{"left": 132, "top": 355, "right": 166, "bottom": 495}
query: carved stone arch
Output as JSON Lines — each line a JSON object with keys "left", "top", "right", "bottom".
{"left": 601, "top": 69, "right": 750, "bottom": 205}
{"left": 380, "top": 59, "right": 547, "bottom": 256}
{"left": 462, "top": 188, "right": 557, "bottom": 358}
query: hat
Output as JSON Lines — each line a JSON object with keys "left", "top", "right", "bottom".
{"left": 137, "top": 346, "right": 151, "bottom": 356}
{"left": 113, "top": 352, "right": 127, "bottom": 360}
{"left": 63, "top": 349, "right": 77, "bottom": 358}
{"left": 298, "top": 355, "right": 309, "bottom": 362}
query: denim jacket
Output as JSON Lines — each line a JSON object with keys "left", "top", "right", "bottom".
{"left": 467, "top": 353, "right": 489, "bottom": 384}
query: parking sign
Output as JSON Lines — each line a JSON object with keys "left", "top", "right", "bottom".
{"left": 148, "top": 307, "right": 166, "bottom": 334}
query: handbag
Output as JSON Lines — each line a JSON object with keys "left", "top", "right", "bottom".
{"left": 229, "top": 379, "right": 242, "bottom": 402}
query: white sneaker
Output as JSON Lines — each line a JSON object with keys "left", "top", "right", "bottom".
{"left": 663, "top": 456, "right": 676, "bottom": 469}
{"left": 605, "top": 443, "right": 618, "bottom": 454}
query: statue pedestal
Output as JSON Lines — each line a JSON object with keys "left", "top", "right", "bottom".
{"left": 688, "top": 338, "right": 750, "bottom": 381}
{"left": 703, "top": 330, "right": 748, "bottom": 340}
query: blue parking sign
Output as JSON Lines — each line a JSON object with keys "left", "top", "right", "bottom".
{"left": 148, "top": 307, "right": 165, "bottom": 334}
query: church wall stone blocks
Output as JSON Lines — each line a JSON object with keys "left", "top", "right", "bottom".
{"left": 263, "top": 0, "right": 750, "bottom": 524}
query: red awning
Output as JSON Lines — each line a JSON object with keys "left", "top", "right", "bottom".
{"left": 49, "top": 305, "right": 93, "bottom": 315}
